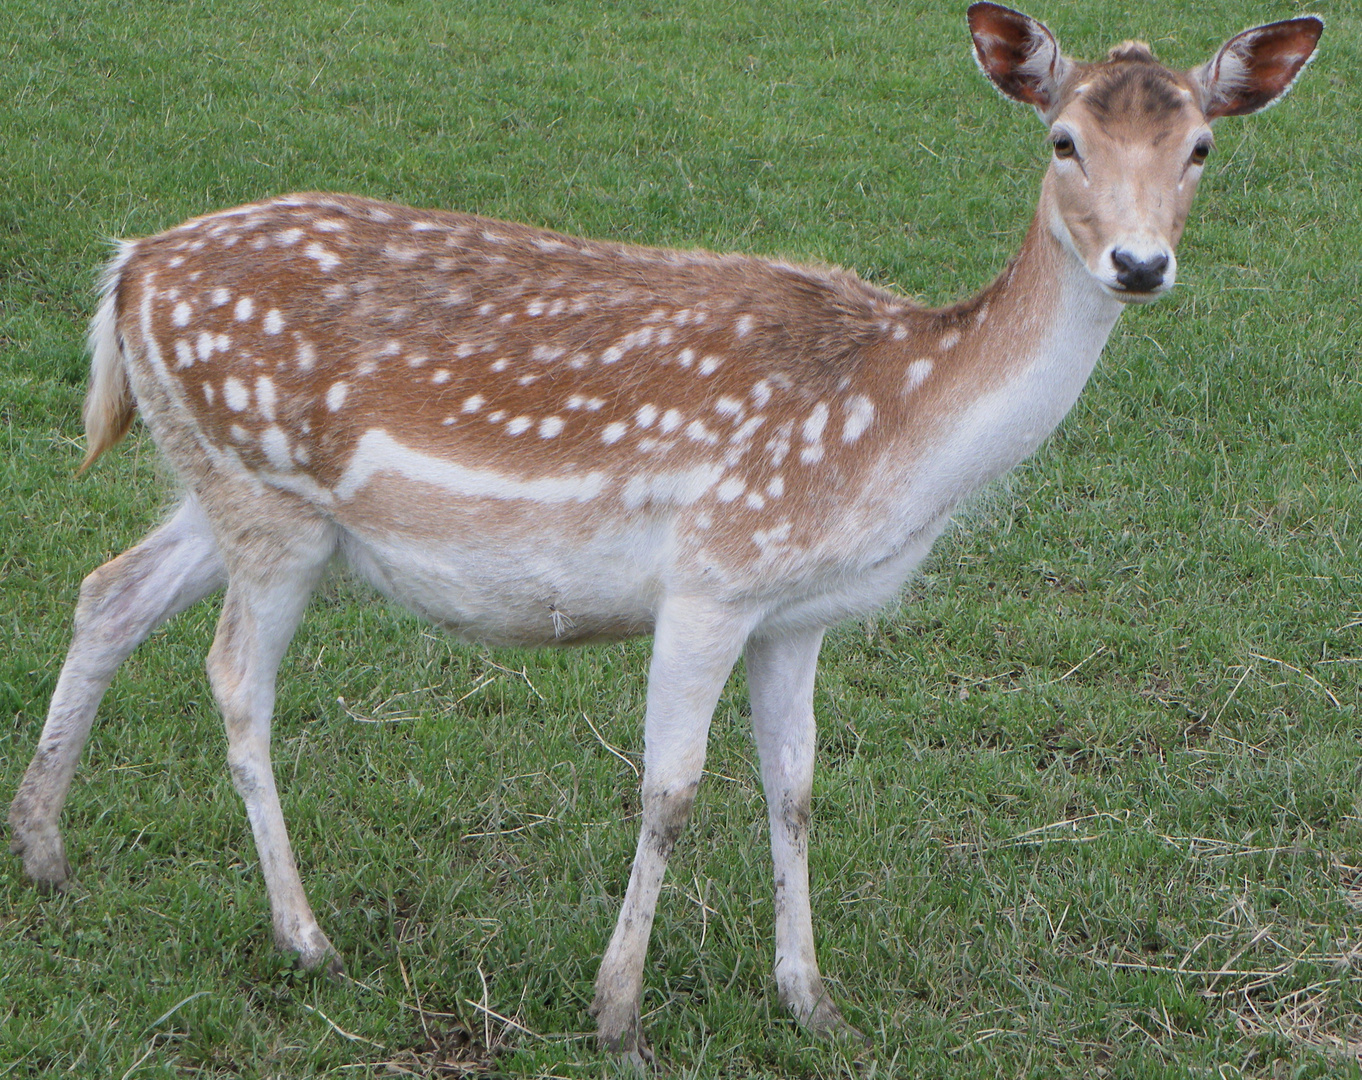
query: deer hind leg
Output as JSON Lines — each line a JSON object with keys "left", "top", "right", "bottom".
{"left": 9, "top": 498, "right": 226, "bottom": 889}
{"left": 745, "top": 627, "right": 865, "bottom": 1043}
{"left": 591, "top": 596, "right": 756, "bottom": 1066}
{"left": 205, "top": 512, "right": 339, "bottom": 972}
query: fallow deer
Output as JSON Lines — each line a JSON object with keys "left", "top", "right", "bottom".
{"left": 9, "top": 4, "right": 1323, "bottom": 1064}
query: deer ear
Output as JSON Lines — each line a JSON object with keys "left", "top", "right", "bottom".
{"left": 968, "top": 2, "right": 1072, "bottom": 117}
{"left": 1191, "top": 17, "right": 1323, "bottom": 119}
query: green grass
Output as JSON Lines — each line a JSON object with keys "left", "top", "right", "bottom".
{"left": 2, "top": 1, "right": 1360, "bottom": 1076}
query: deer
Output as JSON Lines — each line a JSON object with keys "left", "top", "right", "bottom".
{"left": 8, "top": 3, "right": 1322, "bottom": 1065}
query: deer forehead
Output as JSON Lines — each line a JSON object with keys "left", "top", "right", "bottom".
{"left": 1062, "top": 60, "right": 1204, "bottom": 142}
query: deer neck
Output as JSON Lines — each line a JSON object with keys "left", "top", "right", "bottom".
{"left": 876, "top": 175, "right": 1126, "bottom": 521}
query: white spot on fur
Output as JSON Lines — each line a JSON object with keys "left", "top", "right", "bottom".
{"left": 745, "top": 492, "right": 766, "bottom": 510}
{"left": 602, "top": 422, "right": 628, "bottom": 445}
{"left": 751, "top": 380, "right": 772, "bottom": 407}
{"left": 752, "top": 522, "right": 793, "bottom": 553}
{"left": 539, "top": 416, "right": 564, "bottom": 438}
{"left": 939, "top": 329, "right": 960, "bottom": 350}
{"left": 172, "top": 302, "right": 192, "bottom": 327}
{"left": 716, "top": 477, "right": 745, "bottom": 502}
{"left": 905, "top": 358, "right": 933, "bottom": 393}
{"left": 276, "top": 228, "right": 304, "bottom": 246}
{"left": 584, "top": 397, "right": 605, "bottom": 411}
{"left": 304, "top": 243, "right": 341, "bottom": 271}
{"left": 195, "top": 332, "right": 215, "bottom": 364}
{"left": 677, "top": 348, "right": 695, "bottom": 368}
{"left": 802, "top": 402, "right": 829, "bottom": 444}
{"left": 699, "top": 355, "right": 721, "bottom": 375}
{"left": 255, "top": 376, "right": 277, "bottom": 421}
{"left": 262, "top": 309, "right": 285, "bottom": 335}
{"left": 174, "top": 339, "right": 195, "bottom": 368}
{"left": 223, "top": 377, "right": 250, "bottom": 412}
{"left": 842, "top": 395, "right": 875, "bottom": 443}
{"left": 715, "top": 396, "right": 744, "bottom": 420}
{"left": 234, "top": 297, "right": 254, "bottom": 322}
{"left": 735, "top": 314, "right": 755, "bottom": 338}
{"left": 766, "top": 421, "right": 794, "bottom": 467}
{"left": 766, "top": 475, "right": 784, "bottom": 497}
{"left": 210, "top": 288, "right": 231, "bottom": 308}
{"left": 505, "top": 416, "right": 532, "bottom": 436}
{"left": 730, "top": 415, "right": 766, "bottom": 444}
{"left": 296, "top": 340, "right": 316, "bottom": 371}
{"left": 636, "top": 404, "right": 658, "bottom": 428}
{"left": 462, "top": 394, "right": 485, "bottom": 413}
{"left": 203, "top": 383, "right": 216, "bottom": 404}
{"left": 686, "top": 420, "right": 719, "bottom": 445}
{"left": 314, "top": 218, "right": 347, "bottom": 233}
{"left": 326, "top": 381, "right": 349, "bottom": 412}
{"left": 261, "top": 425, "right": 292, "bottom": 469}
{"left": 660, "top": 408, "right": 683, "bottom": 434}
{"left": 432, "top": 369, "right": 451, "bottom": 384}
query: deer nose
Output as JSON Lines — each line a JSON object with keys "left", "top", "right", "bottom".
{"left": 1110, "top": 248, "right": 1170, "bottom": 293}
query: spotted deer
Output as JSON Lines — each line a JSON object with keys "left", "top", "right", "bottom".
{"left": 9, "top": 4, "right": 1322, "bottom": 1064}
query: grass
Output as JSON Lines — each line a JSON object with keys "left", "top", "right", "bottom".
{"left": 2, "top": 0, "right": 1360, "bottom": 1076}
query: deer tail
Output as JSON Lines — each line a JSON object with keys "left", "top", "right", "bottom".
{"left": 79, "top": 241, "right": 138, "bottom": 473}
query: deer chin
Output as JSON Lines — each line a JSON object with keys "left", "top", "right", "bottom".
{"left": 1102, "top": 280, "right": 1174, "bottom": 305}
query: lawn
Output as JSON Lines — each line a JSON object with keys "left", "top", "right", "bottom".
{"left": 2, "top": 1, "right": 1360, "bottom": 1077}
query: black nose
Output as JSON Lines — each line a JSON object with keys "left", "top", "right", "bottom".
{"left": 1111, "top": 249, "right": 1170, "bottom": 293}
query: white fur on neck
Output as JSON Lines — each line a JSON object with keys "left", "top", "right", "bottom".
{"left": 916, "top": 238, "right": 1118, "bottom": 512}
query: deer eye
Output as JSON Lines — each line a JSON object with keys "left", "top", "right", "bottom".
{"left": 1190, "top": 140, "right": 1212, "bottom": 165}
{"left": 1051, "top": 134, "right": 1076, "bottom": 159}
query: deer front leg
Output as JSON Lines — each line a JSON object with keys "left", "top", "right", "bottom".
{"left": 591, "top": 596, "right": 756, "bottom": 1066}
{"left": 745, "top": 626, "right": 865, "bottom": 1043}
{"left": 9, "top": 500, "right": 225, "bottom": 889}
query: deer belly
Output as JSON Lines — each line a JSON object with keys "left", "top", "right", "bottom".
{"left": 335, "top": 507, "right": 667, "bottom": 647}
